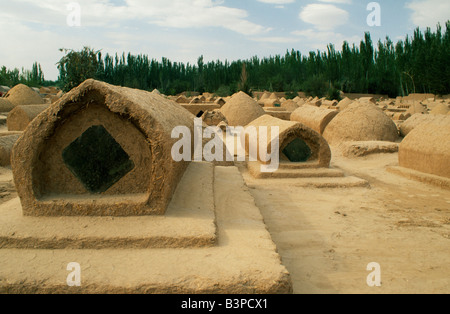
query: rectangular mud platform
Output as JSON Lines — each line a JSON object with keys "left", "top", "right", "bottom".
{"left": 0, "top": 162, "right": 217, "bottom": 249}
{"left": 243, "top": 161, "right": 370, "bottom": 188}
{"left": 0, "top": 163, "right": 292, "bottom": 294}
{"left": 387, "top": 166, "right": 450, "bottom": 190}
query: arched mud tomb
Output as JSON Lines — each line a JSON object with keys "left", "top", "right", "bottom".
{"left": 244, "top": 115, "right": 331, "bottom": 167}
{"left": 33, "top": 97, "right": 152, "bottom": 198}
{"left": 11, "top": 79, "right": 195, "bottom": 217}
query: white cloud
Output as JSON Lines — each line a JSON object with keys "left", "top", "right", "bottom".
{"left": 257, "top": 0, "right": 295, "bottom": 4}
{"left": 292, "top": 28, "right": 360, "bottom": 51}
{"left": 317, "top": 0, "right": 352, "bottom": 4}
{"left": 0, "top": 15, "right": 82, "bottom": 80}
{"left": 0, "top": 0, "right": 277, "bottom": 80}
{"left": 1, "top": 0, "right": 429, "bottom": 83}
{"left": 406, "top": 0, "right": 450, "bottom": 28}
{"left": 299, "top": 3, "right": 350, "bottom": 31}
{"left": 251, "top": 36, "right": 299, "bottom": 44}
{"left": 294, "top": 1, "right": 358, "bottom": 53}
{"left": 295, "top": 0, "right": 355, "bottom": 52}
{"left": 1, "top": 0, "right": 270, "bottom": 35}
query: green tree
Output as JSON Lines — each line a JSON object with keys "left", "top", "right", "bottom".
{"left": 4, "top": 22, "right": 448, "bottom": 96}
{"left": 57, "top": 47, "right": 101, "bottom": 92}
{"left": 303, "top": 74, "right": 328, "bottom": 98}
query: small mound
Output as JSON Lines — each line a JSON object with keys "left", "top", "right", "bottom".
{"left": 321, "top": 100, "right": 338, "bottom": 107}
{"left": 7, "top": 105, "right": 49, "bottom": 131}
{"left": 269, "top": 93, "right": 278, "bottom": 100}
{"left": 323, "top": 102, "right": 399, "bottom": 145}
{"left": 399, "top": 115, "right": 450, "bottom": 178}
{"left": 260, "top": 92, "right": 270, "bottom": 101}
{"left": 340, "top": 141, "right": 399, "bottom": 158}
{"left": 48, "top": 86, "right": 60, "bottom": 94}
{"left": 175, "top": 95, "right": 189, "bottom": 104}
{"left": 337, "top": 97, "right": 353, "bottom": 110}
{"left": 244, "top": 115, "right": 331, "bottom": 167}
{"left": 358, "top": 97, "right": 376, "bottom": 104}
{"left": 220, "top": 91, "right": 265, "bottom": 127}
{"left": 201, "top": 110, "right": 228, "bottom": 126}
{"left": 280, "top": 100, "right": 299, "bottom": 112}
{"left": 189, "top": 97, "right": 202, "bottom": 104}
{"left": 4, "top": 84, "right": 44, "bottom": 107}
{"left": 430, "top": 103, "right": 449, "bottom": 115}
{"left": 39, "top": 87, "right": 51, "bottom": 95}
{"left": 46, "top": 94, "right": 61, "bottom": 104}
{"left": 399, "top": 114, "right": 437, "bottom": 137}
{"left": 392, "top": 112, "right": 411, "bottom": 121}
{"left": 0, "top": 134, "right": 22, "bottom": 166}
{"left": 0, "top": 98, "right": 15, "bottom": 112}
{"left": 293, "top": 96, "right": 305, "bottom": 106}
{"left": 291, "top": 105, "right": 338, "bottom": 135}
{"left": 305, "top": 99, "right": 322, "bottom": 107}
{"left": 406, "top": 103, "right": 427, "bottom": 115}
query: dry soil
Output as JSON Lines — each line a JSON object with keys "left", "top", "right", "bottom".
{"left": 0, "top": 143, "right": 448, "bottom": 293}
{"left": 243, "top": 148, "right": 450, "bottom": 294}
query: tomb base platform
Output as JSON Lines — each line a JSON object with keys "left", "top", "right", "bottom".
{"left": 0, "top": 163, "right": 217, "bottom": 249}
{"left": 387, "top": 166, "right": 450, "bottom": 190}
{"left": 0, "top": 163, "right": 292, "bottom": 294}
{"left": 243, "top": 161, "right": 370, "bottom": 188}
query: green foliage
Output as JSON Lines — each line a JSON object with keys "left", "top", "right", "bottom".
{"left": 57, "top": 47, "right": 100, "bottom": 92}
{"left": 303, "top": 75, "right": 328, "bottom": 98}
{"left": 29, "top": 62, "right": 45, "bottom": 86}
{"left": 283, "top": 81, "right": 302, "bottom": 99}
{"left": 2, "top": 21, "right": 448, "bottom": 98}
{"left": 326, "top": 87, "right": 342, "bottom": 101}
{"left": 285, "top": 91, "right": 298, "bottom": 100}
{"left": 215, "top": 85, "right": 232, "bottom": 97}
{"left": 0, "top": 62, "right": 44, "bottom": 88}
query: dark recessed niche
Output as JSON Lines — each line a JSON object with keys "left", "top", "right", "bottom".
{"left": 62, "top": 125, "right": 135, "bottom": 194}
{"left": 282, "top": 138, "right": 312, "bottom": 162}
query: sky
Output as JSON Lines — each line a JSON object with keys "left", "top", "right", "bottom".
{"left": 0, "top": 0, "right": 449, "bottom": 81}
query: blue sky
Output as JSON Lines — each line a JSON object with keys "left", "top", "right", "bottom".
{"left": 0, "top": 0, "right": 448, "bottom": 80}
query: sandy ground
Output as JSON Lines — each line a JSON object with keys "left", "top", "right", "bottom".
{"left": 0, "top": 167, "right": 17, "bottom": 205}
{"left": 0, "top": 146, "right": 448, "bottom": 294}
{"left": 243, "top": 149, "right": 450, "bottom": 294}
{"left": 0, "top": 164, "right": 291, "bottom": 294}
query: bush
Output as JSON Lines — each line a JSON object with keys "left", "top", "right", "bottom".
{"left": 302, "top": 75, "right": 328, "bottom": 98}
{"left": 57, "top": 47, "right": 101, "bottom": 92}
{"left": 326, "top": 87, "right": 342, "bottom": 101}
{"left": 215, "top": 85, "right": 233, "bottom": 97}
{"left": 285, "top": 91, "right": 298, "bottom": 100}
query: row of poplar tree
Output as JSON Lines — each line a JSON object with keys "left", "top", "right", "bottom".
{"left": 2, "top": 22, "right": 449, "bottom": 98}
{"left": 0, "top": 62, "right": 45, "bottom": 88}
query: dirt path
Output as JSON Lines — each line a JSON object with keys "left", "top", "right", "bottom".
{"left": 0, "top": 167, "right": 17, "bottom": 206}
{"left": 245, "top": 150, "right": 450, "bottom": 294}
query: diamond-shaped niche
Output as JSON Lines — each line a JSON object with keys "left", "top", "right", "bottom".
{"left": 282, "top": 138, "right": 312, "bottom": 163}
{"left": 62, "top": 125, "right": 135, "bottom": 194}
